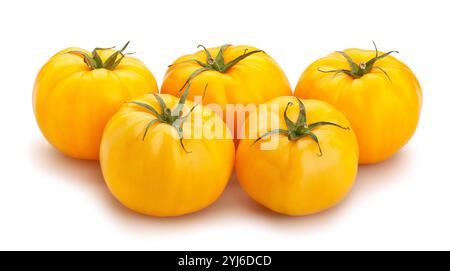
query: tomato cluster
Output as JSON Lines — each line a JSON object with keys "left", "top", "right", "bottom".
{"left": 33, "top": 42, "right": 421, "bottom": 216}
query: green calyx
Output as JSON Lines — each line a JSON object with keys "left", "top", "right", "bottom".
{"left": 128, "top": 84, "right": 206, "bottom": 153}
{"left": 318, "top": 41, "right": 398, "bottom": 82}
{"left": 66, "top": 41, "right": 133, "bottom": 71}
{"left": 254, "top": 97, "right": 349, "bottom": 156}
{"left": 170, "top": 44, "right": 264, "bottom": 91}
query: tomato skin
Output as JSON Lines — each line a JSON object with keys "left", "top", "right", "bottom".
{"left": 100, "top": 94, "right": 235, "bottom": 217}
{"left": 161, "top": 45, "right": 292, "bottom": 137}
{"left": 33, "top": 47, "right": 158, "bottom": 160}
{"left": 295, "top": 48, "right": 422, "bottom": 164}
{"left": 236, "top": 96, "right": 358, "bottom": 216}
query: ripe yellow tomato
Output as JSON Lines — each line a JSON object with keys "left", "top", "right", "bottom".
{"left": 236, "top": 96, "right": 358, "bottom": 216}
{"left": 33, "top": 42, "right": 158, "bottom": 160}
{"left": 295, "top": 44, "right": 422, "bottom": 164}
{"left": 100, "top": 88, "right": 235, "bottom": 216}
{"left": 161, "top": 44, "right": 292, "bottom": 138}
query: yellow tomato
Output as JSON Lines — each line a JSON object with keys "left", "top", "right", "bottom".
{"left": 33, "top": 42, "right": 158, "bottom": 160}
{"left": 295, "top": 44, "right": 422, "bottom": 164}
{"left": 236, "top": 96, "right": 358, "bottom": 216}
{"left": 161, "top": 44, "right": 292, "bottom": 138}
{"left": 100, "top": 88, "right": 235, "bottom": 216}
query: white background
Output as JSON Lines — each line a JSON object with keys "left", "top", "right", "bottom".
{"left": 1, "top": 0, "right": 449, "bottom": 251}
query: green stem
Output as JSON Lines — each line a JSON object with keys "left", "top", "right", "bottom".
{"left": 170, "top": 44, "right": 264, "bottom": 91}
{"left": 254, "top": 97, "right": 349, "bottom": 156}
{"left": 66, "top": 41, "right": 132, "bottom": 71}
{"left": 318, "top": 41, "right": 398, "bottom": 81}
{"left": 128, "top": 83, "right": 201, "bottom": 153}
